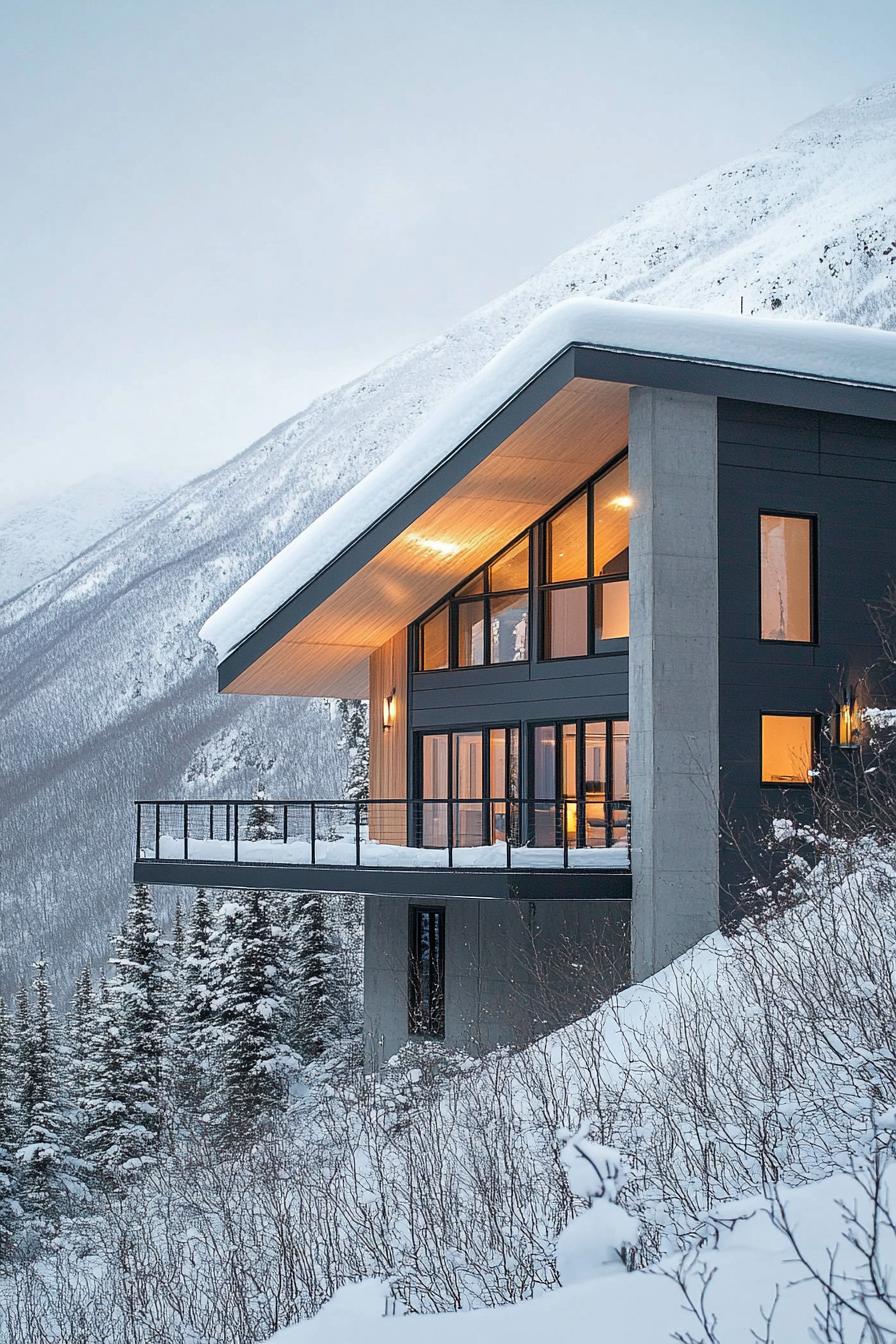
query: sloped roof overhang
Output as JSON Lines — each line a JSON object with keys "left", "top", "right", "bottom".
{"left": 215, "top": 331, "right": 896, "bottom": 698}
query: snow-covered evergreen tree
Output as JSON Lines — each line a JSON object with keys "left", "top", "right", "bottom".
{"left": 209, "top": 890, "right": 293, "bottom": 1138}
{"left": 295, "top": 892, "right": 340, "bottom": 1060}
{"left": 82, "top": 972, "right": 130, "bottom": 1185}
{"left": 15, "top": 961, "right": 71, "bottom": 1225}
{"left": 107, "top": 884, "right": 166, "bottom": 1173}
{"left": 336, "top": 698, "right": 369, "bottom": 802}
{"left": 246, "top": 785, "right": 279, "bottom": 841}
{"left": 171, "top": 888, "right": 216, "bottom": 1115}
{"left": 0, "top": 998, "right": 20, "bottom": 1256}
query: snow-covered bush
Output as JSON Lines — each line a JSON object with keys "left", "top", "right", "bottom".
{"left": 555, "top": 1125, "right": 638, "bottom": 1284}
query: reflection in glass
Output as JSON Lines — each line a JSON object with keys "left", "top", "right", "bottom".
{"left": 490, "top": 593, "right": 528, "bottom": 663}
{"left": 583, "top": 721, "right": 608, "bottom": 847}
{"left": 532, "top": 724, "right": 557, "bottom": 847}
{"left": 545, "top": 585, "right": 588, "bottom": 658}
{"left": 760, "top": 515, "right": 813, "bottom": 642}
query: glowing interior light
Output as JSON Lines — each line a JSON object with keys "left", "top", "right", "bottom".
{"left": 611, "top": 495, "right": 634, "bottom": 509}
{"left": 408, "top": 534, "right": 461, "bottom": 557}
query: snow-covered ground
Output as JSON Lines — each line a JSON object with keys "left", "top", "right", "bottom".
{"left": 152, "top": 833, "right": 630, "bottom": 869}
{"left": 274, "top": 1172, "right": 888, "bottom": 1344}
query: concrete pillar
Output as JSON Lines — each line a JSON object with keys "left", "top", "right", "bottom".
{"left": 628, "top": 387, "right": 720, "bottom": 981}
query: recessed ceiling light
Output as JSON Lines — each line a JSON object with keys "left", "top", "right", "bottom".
{"left": 407, "top": 533, "right": 462, "bottom": 557}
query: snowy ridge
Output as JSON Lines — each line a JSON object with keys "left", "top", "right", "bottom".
{"left": 2, "top": 81, "right": 896, "bottom": 985}
{"left": 202, "top": 299, "right": 896, "bottom": 661}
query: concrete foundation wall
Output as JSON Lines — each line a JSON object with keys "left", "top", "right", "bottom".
{"left": 363, "top": 895, "right": 629, "bottom": 1066}
{"left": 628, "top": 387, "right": 720, "bottom": 981}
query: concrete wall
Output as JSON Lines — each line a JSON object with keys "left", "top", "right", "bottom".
{"left": 628, "top": 387, "right": 720, "bottom": 981}
{"left": 363, "top": 894, "right": 629, "bottom": 1065}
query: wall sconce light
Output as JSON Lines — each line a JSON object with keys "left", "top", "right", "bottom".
{"left": 382, "top": 690, "right": 396, "bottom": 731}
{"left": 833, "top": 684, "right": 860, "bottom": 749}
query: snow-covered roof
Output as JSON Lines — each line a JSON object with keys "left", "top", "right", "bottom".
{"left": 201, "top": 298, "right": 896, "bottom": 666}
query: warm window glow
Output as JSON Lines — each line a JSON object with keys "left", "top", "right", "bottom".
{"left": 546, "top": 491, "right": 588, "bottom": 582}
{"left": 420, "top": 605, "right": 449, "bottom": 670}
{"left": 760, "top": 514, "right": 814, "bottom": 642}
{"left": 457, "top": 600, "right": 486, "bottom": 667}
{"left": 595, "top": 579, "right": 629, "bottom": 641}
{"left": 593, "top": 459, "right": 630, "bottom": 577}
{"left": 761, "top": 714, "right": 814, "bottom": 784}
{"left": 489, "top": 535, "right": 529, "bottom": 591}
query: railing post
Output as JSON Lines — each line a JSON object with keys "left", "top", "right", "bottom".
{"left": 225, "top": 803, "right": 231, "bottom": 842}
{"left": 233, "top": 802, "right": 239, "bottom": 864}
{"left": 355, "top": 801, "right": 361, "bottom": 867}
{"left": 310, "top": 802, "right": 316, "bottom": 865}
{"left": 155, "top": 804, "right": 160, "bottom": 861}
{"left": 209, "top": 802, "right": 215, "bottom": 840}
{"left": 447, "top": 796, "right": 454, "bottom": 869}
{"left": 183, "top": 802, "right": 189, "bottom": 861}
{"left": 505, "top": 797, "right": 511, "bottom": 870}
{"left": 627, "top": 802, "right": 632, "bottom": 868}
{"left": 563, "top": 800, "right": 569, "bottom": 870}
{"left": 135, "top": 802, "right": 142, "bottom": 862}
{"left": 283, "top": 803, "right": 288, "bottom": 844}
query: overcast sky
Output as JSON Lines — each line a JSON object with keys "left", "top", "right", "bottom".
{"left": 2, "top": 2, "right": 895, "bottom": 509}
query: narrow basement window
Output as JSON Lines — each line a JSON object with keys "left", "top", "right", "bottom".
{"left": 761, "top": 714, "right": 815, "bottom": 785}
{"left": 408, "top": 906, "right": 445, "bottom": 1038}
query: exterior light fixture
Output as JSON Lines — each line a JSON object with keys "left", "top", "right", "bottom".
{"left": 833, "top": 685, "right": 859, "bottom": 749}
{"left": 383, "top": 690, "right": 396, "bottom": 731}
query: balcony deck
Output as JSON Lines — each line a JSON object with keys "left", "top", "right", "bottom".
{"left": 133, "top": 797, "right": 633, "bottom": 901}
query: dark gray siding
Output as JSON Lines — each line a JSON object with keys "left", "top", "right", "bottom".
{"left": 717, "top": 399, "right": 896, "bottom": 916}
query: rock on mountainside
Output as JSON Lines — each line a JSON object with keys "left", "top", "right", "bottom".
{"left": 1, "top": 82, "right": 895, "bottom": 989}
{"left": 0, "top": 474, "right": 167, "bottom": 605}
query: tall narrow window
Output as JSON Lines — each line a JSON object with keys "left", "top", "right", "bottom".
{"left": 761, "top": 714, "right": 815, "bottom": 785}
{"left": 541, "top": 459, "right": 630, "bottom": 659}
{"left": 408, "top": 906, "right": 445, "bottom": 1038}
{"left": 760, "top": 514, "right": 815, "bottom": 642}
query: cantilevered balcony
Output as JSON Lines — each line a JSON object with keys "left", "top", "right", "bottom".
{"left": 133, "top": 797, "right": 632, "bottom": 900}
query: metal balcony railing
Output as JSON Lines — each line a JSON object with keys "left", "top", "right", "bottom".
{"left": 135, "top": 797, "right": 632, "bottom": 872}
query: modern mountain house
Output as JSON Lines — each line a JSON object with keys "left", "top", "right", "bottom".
{"left": 134, "top": 300, "right": 896, "bottom": 1064}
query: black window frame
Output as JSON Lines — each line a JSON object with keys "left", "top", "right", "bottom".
{"left": 414, "top": 723, "right": 521, "bottom": 845}
{"left": 408, "top": 905, "right": 445, "bottom": 1039}
{"left": 415, "top": 532, "right": 531, "bottom": 671}
{"left": 413, "top": 452, "right": 630, "bottom": 673}
{"left": 759, "top": 711, "right": 819, "bottom": 789}
{"left": 757, "top": 510, "right": 818, "bottom": 647}
{"left": 527, "top": 716, "right": 630, "bottom": 847}
{"left": 539, "top": 454, "right": 630, "bottom": 662}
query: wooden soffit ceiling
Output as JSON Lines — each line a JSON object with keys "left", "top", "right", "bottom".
{"left": 226, "top": 376, "right": 630, "bottom": 697}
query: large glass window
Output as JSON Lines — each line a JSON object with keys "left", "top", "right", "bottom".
{"left": 418, "top": 726, "right": 519, "bottom": 847}
{"left": 760, "top": 514, "right": 815, "bottom": 643}
{"left": 408, "top": 906, "right": 445, "bottom": 1038}
{"left": 761, "top": 714, "right": 815, "bottom": 785}
{"left": 541, "top": 458, "right": 630, "bottom": 660}
{"left": 416, "top": 535, "right": 529, "bottom": 671}
{"left": 413, "top": 456, "right": 630, "bottom": 672}
{"left": 530, "top": 718, "right": 629, "bottom": 847}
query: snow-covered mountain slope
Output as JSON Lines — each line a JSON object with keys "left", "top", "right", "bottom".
{"left": 0, "top": 474, "right": 166, "bottom": 605}
{"left": 1, "top": 80, "right": 895, "bottom": 988}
